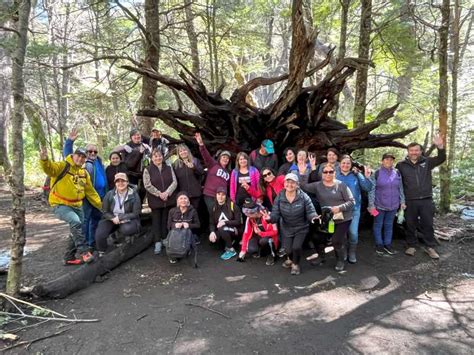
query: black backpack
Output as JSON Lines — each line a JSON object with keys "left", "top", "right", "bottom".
{"left": 164, "top": 228, "right": 198, "bottom": 268}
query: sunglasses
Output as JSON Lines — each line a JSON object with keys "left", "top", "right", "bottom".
{"left": 323, "top": 170, "right": 335, "bottom": 174}
{"left": 262, "top": 172, "right": 273, "bottom": 178}
{"left": 87, "top": 150, "right": 98, "bottom": 154}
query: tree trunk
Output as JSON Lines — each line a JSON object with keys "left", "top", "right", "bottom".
{"left": 0, "top": 33, "right": 12, "bottom": 174}
{"left": 438, "top": 0, "right": 450, "bottom": 213}
{"left": 6, "top": 0, "right": 32, "bottom": 297}
{"left": 138, "top": 0, "right": 160, "bottom": 135}
{"left": 184, "top": 0, "right": 200, "bottom": 77}
{"left": 353, "top": 0, "right": 372, "bottom": 128}
{"left": 333, "top": 0, "right": 351, "bottom": 116}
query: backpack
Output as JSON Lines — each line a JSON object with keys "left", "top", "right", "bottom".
{"left": 44, "top": 162, "right": 71, "bottom": 193}
{"left": 164, "top": 228, "right": 198, "bottom": 268}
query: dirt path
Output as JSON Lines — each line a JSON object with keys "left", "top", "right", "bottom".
{"left": 0, "top": 188, "right": 473, "bottom": 354}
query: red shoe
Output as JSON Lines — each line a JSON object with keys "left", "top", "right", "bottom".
{"left": 81, "top": 251, "right": 95, "bottom": 264}
{"left": 63, "top": 258, "right": 83, "bottom": 266}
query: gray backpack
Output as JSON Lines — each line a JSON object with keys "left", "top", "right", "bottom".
{"left": 164, "top": 228, "right": 198, "bottom": 268}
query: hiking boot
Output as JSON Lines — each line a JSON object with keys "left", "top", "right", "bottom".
{"left": 348, "top": 244, "right": 357, "bottom": 264}
{"left": 291, "top": 264, "right": 301, "bottom": 275}
{"left": 405, "top": 247, "right": 416, "bottom": 256}
{"left": 169, "top": 258, "right": 178, "bottom": 264}
{"left": 375, "top": 245, "right": 385, "bottom": 256}
{"left": 252, "top": 252, "right": 261, "bottom": 259}
{"left": 220, "top": 249, "right": 237, "bottom": 260}
{"left": 80, "top": 251, "right": 95, "bottom": 264}
{"left": 266, "top": 255, "right": 275, "bottom": 266}
{"left": 335, "top": 260, "right": 345, "bottom": 272}
{"left": 425, "top": 247, "right": 439, "bottom": 260}
{"left": 384, "top": 245, "right": 397, "bottom": 255}
{"left": 154, "top": 242, "right": 162, "bottom": 255}
{"left": 282, "top": 259, "right": 293, "bottom": 269}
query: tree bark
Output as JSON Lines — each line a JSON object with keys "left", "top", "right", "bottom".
{"left": 138, "top": 0, "right": 160, "bottom": 135}
{"left": 184, "top": 0, "right": 200, "bottom": 77}
{"left": 353, "top": 0, "right": 372, "bottom": 128}
{"left": 438, "top": 0, "right": 450, "bottom": 213}
{"left": 6, "top": 0, "right": 32, "bottom": 297}
{"left": 0, "top": 31, "right": 12, "bottom": 174}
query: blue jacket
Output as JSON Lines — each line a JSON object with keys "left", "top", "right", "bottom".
{"left": 64, "top": 139, "right": 107, "bottom": 199}
{"left": 336, "top": 171, "right": 373, "bottom": 211}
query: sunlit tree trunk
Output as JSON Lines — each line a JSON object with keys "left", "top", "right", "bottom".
{"left": 6, "top": 0, "right": 32, "bottom": 297}
{"left": 184, "top": 0, "right": 200, "bottom": 77}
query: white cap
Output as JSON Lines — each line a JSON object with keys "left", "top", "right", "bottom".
{"left": 284, "top": 173, "right": 299, "bottom": 182}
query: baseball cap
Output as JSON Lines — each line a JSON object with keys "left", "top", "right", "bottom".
{"left": 218, "top": 150, "right": 231, "bottom": 158}
{"left": 284, "top": 172, "right": 299, "bottom": 182}
{"left": 382, "top": 153, "right": 396, "bottom": 160}
{"left": 151, "top": 127, "right": 160, "bottom": 132}
{"left": 216, "top": 186, "right": 227, "bottom": 194}
{"left": 74, "top": 148, "right": 87, "bottom": 157}
{"left": 114, "top": 172, "right": 128, "bottom": 182}
{"left": 262, "top": 139, "right": 275, "bottom": 154}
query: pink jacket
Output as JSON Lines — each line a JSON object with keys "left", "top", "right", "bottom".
{"left": 230, "top": 166, "right": 261, "bottom": 202}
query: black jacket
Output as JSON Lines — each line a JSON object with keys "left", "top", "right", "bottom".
{"left": 105, "top": 163, "right": 128, "bottom": 191}
{"left": 102, "top": 187, "right": 141, "bottom": 222}
{"left": 173, "top": 158, "right": 204, "bottom": 198}
{"left": 396, "top": 148, "right": 446, "bottom": 200}
{"left": 167, "top": 205, "right": 200, "bottom": 230}
{"left": 209, "top": 200, "right": 243, "bottom": 232}
{"left": 270, "top": 189, "right": 317, "bottom": 237}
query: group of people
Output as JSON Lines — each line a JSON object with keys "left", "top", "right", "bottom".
{"left": 39, "top": 126, "right": 446, "bottom": 275}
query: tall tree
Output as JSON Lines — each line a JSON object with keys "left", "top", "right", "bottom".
{"left": 438, "top": 0, "right": 450, "bottom": 213}
{"left": 138, "top": 0, "right": 160, "bottom": 134}
{"left": 184, "top": 0, "right": 200, "bottom": 77}
{"left": 353, "top": 0, "right": 372, "bottom": 128}
{"left": 6, "top": 0, "right": 32, "bottom": 297}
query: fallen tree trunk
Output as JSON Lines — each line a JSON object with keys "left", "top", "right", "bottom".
{"left": 27, "top": 230, "right": 152, "bottom": 299}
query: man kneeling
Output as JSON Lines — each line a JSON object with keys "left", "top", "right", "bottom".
{"left": 95, "top": 173, "right": 141, "bottom": 256}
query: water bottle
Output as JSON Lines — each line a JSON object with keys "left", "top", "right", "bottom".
{"left": 328, "top": 219, "right": 335, "bottom": 233}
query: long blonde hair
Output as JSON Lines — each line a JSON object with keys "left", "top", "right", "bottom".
{"left": 174, "top": 144, "right": 194, "bottom": 168}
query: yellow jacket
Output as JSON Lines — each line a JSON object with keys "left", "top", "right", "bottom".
{"left": 40, "top": 155, "right": 102, "bottom": 210}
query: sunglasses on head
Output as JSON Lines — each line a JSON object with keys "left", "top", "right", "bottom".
{"left": 87, "top": 150, "right": 98, "bottom": 154}
{"left": 323, "top": 170, "right": 335, "bottom": 174}
{"left": 262, "top": 172, "right": 273, "bottom": 178}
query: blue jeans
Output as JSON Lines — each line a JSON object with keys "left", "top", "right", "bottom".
{"left": 53, "top": 205, "right": 87, "bottom": 259}
{"left": 82, "top": 199, "right": 102, "bottom": 247}
{"left": 348, "top": 208, "right": 361, "bottom": 245}
{"left": 373, "top": 209, "right": 397, "bottom": 247}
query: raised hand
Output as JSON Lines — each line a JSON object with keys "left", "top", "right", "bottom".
{"left": 433, "top": 133, "right": 444, "bottom": 148}
{"left": 39, "top": 146, "right": 48, "bottom": 160}
{"left": 194, "top": 132, "right": 204, "bottom": 146}
{"left": 68, "top": 128, "right": 79, "bottom": 141}
{"left": 309, "top": 153, "right": 317, "bottom": 169}
{"left": 364, "top": 166, "right": 372, "bottom": 178}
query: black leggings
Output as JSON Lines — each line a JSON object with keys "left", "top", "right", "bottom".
{"left": 282, "top": 232, "right": 307, "bottom": 266}
{"left": 247, "top": 237, "right": 273, "bottom": 255}
{"left": 311, "top": 220, "right": 351, "bottom": 252}
{"left": 95, "top": 219, "right": 140, "bottom": 252}
{"left": 215, "top": 228, "right": 237, "bottom": 249}
{"left": 151, "top": 207, "right": 170, "bottom": 242}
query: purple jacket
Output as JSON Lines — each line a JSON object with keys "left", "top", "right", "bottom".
{"left": 369, "top": 167, "right": 405, "bottom": 211}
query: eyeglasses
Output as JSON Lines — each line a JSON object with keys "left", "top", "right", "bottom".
{"left": 262, "top": 172, "right": 273, "bottom": 178}
{"left": 87, "top": 150, "right": 98, "bottom": 154}
{"left": 323, "top": 170, "right": 335, "bottom": 174}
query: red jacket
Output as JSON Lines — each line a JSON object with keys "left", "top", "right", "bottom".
{"left": 241, "top": 217, "right": 278, "bottom": 253}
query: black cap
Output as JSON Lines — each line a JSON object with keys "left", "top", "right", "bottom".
{"left": 216, "top": 186, "right": 227, "bottom": 194}
{"left": 176, "top": 191, "right": 189, "bottom": 199}
{"left": 74, "top": 148, "right": 87, "bottom": 157}
{"left": 382, "top": 153, "right": 396, "bottom": 160}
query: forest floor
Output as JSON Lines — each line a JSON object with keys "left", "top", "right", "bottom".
{"left": 0, "top": 186, "right": 473, "bottom": 354}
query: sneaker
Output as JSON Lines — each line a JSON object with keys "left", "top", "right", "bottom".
{"left": 405, "top": 247, "right": 416, "bottom": 256}
{"left": 384, "top": 245, "right": 397, "bottom": 255}
{"left": 220, "top": 249, "right": 237, "bottom": 260}
{"left": 282, "top": 259, "right": 293, "bottom": 269}
{"left": 278, "top": 248, "right": 287, "bottom": 258}
{"left": 169, "top": 258, "right": 178, "bottom": 264}
{"left": 252, "top": 252, "right": 261, "bottom": 259}
{"left": 63, "top": 258, "right": 83, "bottom": 266}
{"left": 266, "top": 255, "right": 275, "bottom": 266}
{"left": 375, "top": 245, "right": 385, "bottom": 256}
{"left": 80, "top": 251, "right": 95, "bottom": 264}
{"left": 154, "top": 242, "right": 162, "bottom": 255}
{"left": 291, "top": 264, "right": 300, "bottom": 275}
{"left": 306, "top": 252, "right": 319, "bottom": 261}
{"left": 98, "top": 251, "right": 106, "bottom": 258}
{"left": 424, "top": 247, "right": 439, "bottom": 259}
{"left": 335, "top": 260, "right": 345, "bottom": 272}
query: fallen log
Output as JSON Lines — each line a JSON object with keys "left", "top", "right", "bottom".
{"left": 26, "top": 230, "right": 152, "bottom": 299}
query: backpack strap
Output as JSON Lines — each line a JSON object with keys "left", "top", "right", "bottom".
{"left": 50, "top": 162, "right": 71, "bottom": 191}
{"left": 230, "top": 201, "right": 234, "bottom": 212}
